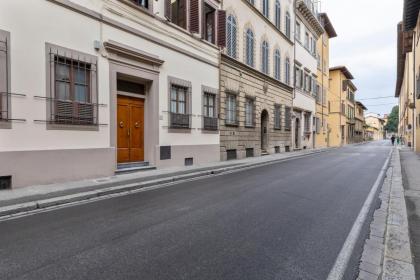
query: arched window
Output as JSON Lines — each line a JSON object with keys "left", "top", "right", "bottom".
{"left": 262, "top": 0, "right": 269, "bottom": 18}
{"left": 285, "top": 12, "right": 291, "bottom": 38}
{"left": 261, "top": 40, "right": 269, "bottom": 74}
{"left": 274, "top": 49, "right": 281, "bottom": 80}
{"left": 275, "top": 0, "right": 281, "bottom": 29}
{"left": 226, "top": 15, "right": 237, "bottom": 58}
{"left": 285, "top": 57, "right": 290, "bottom": 85}
{"left": 245, "top": 29, "right": 254, "bottom": 67}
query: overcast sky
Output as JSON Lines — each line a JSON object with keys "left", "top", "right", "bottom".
{"left": 322, "top": 0, "right": 403, "bottom": 116}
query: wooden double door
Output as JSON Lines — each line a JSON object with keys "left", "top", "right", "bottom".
{"left": 117, "top": 95, "right": 144, "bottom": 163}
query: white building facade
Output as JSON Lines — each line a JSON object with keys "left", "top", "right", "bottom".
{"left": 292, "top": 0, "right": 324, "bottom": 150}
{"left": 0, "top": 0, "right": 225, "bottom": 188}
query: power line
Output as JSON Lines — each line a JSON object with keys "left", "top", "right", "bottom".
{"left": 358, "top": 96, "right": 396, "bottom": 101}
{"left": 364, "top": 103, "right": 397, "bottom": 106}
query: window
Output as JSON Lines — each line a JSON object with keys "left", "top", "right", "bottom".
{"left": 203, "top": 93, "right": 216, "bottom": 118}
{"left": 168, "top": 0, "right": 187, "bottom": 29}
{"left": 169, "top": 84, "right": 191, "bottom": 128}
{"left": 248, "top": 0, "right": 255, "bottom": 5}
{"left": 47, "top": 44, "right": 98, "bottom": 128}
{"left": 295, "top": 21, "right": 301, "bottom": 41}
{"left": 295, "top": 67, "right": 303, "bottom": 88}
{"left": 285, "top": 58, "right": 290, "bottom": 85}
{"left": 262, "top": 0, "right": 269, "bottom": 18}
{"left": 203, "top": 3, "right": 216, "bottom": 44}
{"left": 316, "top": 117, "right": 321, "bottom": 134}
{"left": 245, "top": 98, "right": 254, "bottom": 127}
{"left": 226, "top": 93, "right": 237, "bottom": 125}
{"left": 245, "top": 29, "right": 255, "bottom": 67}
{"left": 285, "top": 12, "right": 291, "bottom": 38}
{"left": 203, "top": 92, "right": 218, "bottom": 130}
{"left": 261, "top": 41, "right": 269, "bottom": 75}
{"left": 304, "top": 113, "right": 311, "bottom": 133}
{"left": 275, "top": 1, "right": 281, "bottom": 29}
{"left": 226, "top": 15, "right": 237, "bottom": 58}
{"left": 130, "top": 0, "right": 149, "bottom": 9}
{"left": 304, "top": 32, "right": 309, "bottom": 49}
{"left": 274, "top": 105, "right": 281, "bottom": 129}
{"left": 0, "top": 30, "right": 10, "bottom": 125}
{"left": 285, "top": 106, "right": 291, "bottom": 130}
{"left": 274, "top": 49, "right": 281, "bottom": 80}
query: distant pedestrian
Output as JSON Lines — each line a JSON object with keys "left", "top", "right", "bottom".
{"left": 391, "top": 135, "right": 396, "bottom": 146}
{"left": 397, "top": 136, "right": 400, "bottom": 146}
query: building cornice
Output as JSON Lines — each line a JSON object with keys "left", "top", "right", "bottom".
{"left": 295, "top": 0, "right": 324, "bottom": 37}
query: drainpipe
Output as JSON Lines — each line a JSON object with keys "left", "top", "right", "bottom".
{"left": 413, "top": 30, "right": 416, "bottom": 150}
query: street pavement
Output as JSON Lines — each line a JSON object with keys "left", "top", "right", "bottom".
{"left": 0, "top": 141, "right": 392, "bottom": 280}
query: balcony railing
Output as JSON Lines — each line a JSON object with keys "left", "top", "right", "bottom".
{"left": 169, "top": 112, "right": 191, "bottom": 129}
{"left": 203, "top": 116, "right": 218, "bottom": 131}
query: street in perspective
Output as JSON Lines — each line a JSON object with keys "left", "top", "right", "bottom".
{"left": 1, "top": 0, "right": 420, "bottom": 279}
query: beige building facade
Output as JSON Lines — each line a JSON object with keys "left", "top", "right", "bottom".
{"left": 328, "top": 66, "right": 357, "bottom": 147}
{"left": 365, "top": 113, "right": 385, "bottom": 141}
{"left": 315, "top": 13, "right": 336, "bottom": 148}
{"left": 219, "top": 0, "right": 294, "bottom": 160}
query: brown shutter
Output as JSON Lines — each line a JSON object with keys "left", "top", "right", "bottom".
{"left": 164, "top": 0, "right": 171, "bottom": 20}
{"left": 217, "top": 10, "right": 227, "bottom": 48}
{"left": 189, "top": 0, "right": 200, "bottom": 33}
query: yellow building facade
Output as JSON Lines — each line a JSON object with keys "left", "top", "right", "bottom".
{"left": 328, "top": 66, "right": 357, "bottom": 147}
{"left": 355, "top": 101, "right": 367, "bottom": 143}
{"left": 315, "top": 13, "right": 336, "bottom": 148}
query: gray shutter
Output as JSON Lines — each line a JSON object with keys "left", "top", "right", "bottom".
{"left": 217, "top": 10, "right": 227, "bottom": 48}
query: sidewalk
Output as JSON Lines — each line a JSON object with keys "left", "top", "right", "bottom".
{"left": 400, "top": 147, "right": 420, "bottom": 279}
{"left": 0, "top": 147, "right": 332, "bottom": 218}
{"left": 358, "top": 147, "right": 416, "bottom": 280}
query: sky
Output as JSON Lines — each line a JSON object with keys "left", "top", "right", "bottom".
{"left": 322, "top": 0, "right": 403, "bottom": 116}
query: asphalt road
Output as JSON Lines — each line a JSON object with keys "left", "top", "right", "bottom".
{"left": 0, "top": 141, "right": 392, "bottom": 280}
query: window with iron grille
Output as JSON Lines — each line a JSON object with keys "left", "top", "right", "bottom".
{"left": 245, "top": 98, "right": 254, "bottom": 127}
{"left": 226, "top": 15, "right": 237, "bottom": 58}
{"left": 285, "top": 106, "right": 291, "bottom": 130}
{"left": 170, "top": 84, "right": 190, "bottom": 128}
{"left": 203, "top": 92, "right": 218, "bottom": 130}
{"left": 46, "top": 44, "right": 98, "bottom": 128}
{"left": 274, "top": 49, "right": 281, "bottom": 80}
{"left": 261, "top": 41, "right": 269, "bottom": 75}
{"left": 274, "top": 105, "right": 281, "bottom": 129}
{"left": 245, "top": 29, "right": 254, "bottom": 67}
{"left": 275, "top": 0, "right": 281, "bottom": 29}
{"left": 225, "top": 93, "right": 237, "bottom": 125}
{"left": 0, "top": 30, "right": 10, "bottom": 125}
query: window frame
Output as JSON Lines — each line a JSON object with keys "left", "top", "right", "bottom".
{"left": 45, "top": 43, "right": 98, "bottom": 131}
{"left": 275, "top": 0, "right": 281, "bottom": 30}
{"left": 274, "top": 49, "right": 281, "bottom": 81}
{"left": 168, "top": 76, "right": 192, "bottom": 129}
{"left": 202, "top": 85, "right": 219, "bottom": 131}
{"left": 285, "top": 57, "right": 290, "bottom": 85}
{"left": 245, "top": 28, "right": 255, "bottom": 67}
{"left": 225, "top": 92, "right": 238, "bottom": 126}
{"left": 274, "top": 104, "right": 282, "bottom": 130}
{"left": 226, "top": 14, "right": 237, "bottom": 58}
{"left": 261, "top": 40, "right": 269, "bottom": 75}
{"left": 0, "top": 29, "right": 11, "bottom": 129}
{"left": 244, "top": 97, "right": 255, "bottom": 128}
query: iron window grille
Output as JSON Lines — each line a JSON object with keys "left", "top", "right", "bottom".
{"left": 245, "top": 98, "right": 255, "bottom": 127}
{"left": 46, "top": 50, "right": 99, "bottom": 126}
{"left": 225, "top": 93, "right": 238, "bottom": 126}
{"left": 0, "top": 34, "right": 8, "bottom": 121}
{"left": 170, "top": 84, "right": 191, "bottom": 129}
{"left": 274, "top": 105, "right": 281, "bottom": 130}
{"left": 285, "top": 106, "right": 291, "bottom": 131}
{"left": 203, "top": 92, "right": 218, "bottom": 130}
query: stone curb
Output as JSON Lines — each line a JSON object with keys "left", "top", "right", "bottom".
{"left": 0, "top": 149, "right": 330, "bottom": 219}
{"left": 357, "top": 148, "right": 415, "bottom": 280}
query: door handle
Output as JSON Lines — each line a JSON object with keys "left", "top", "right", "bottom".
{"left": 128, "top": 128, "right": 130, "bottom": 137}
